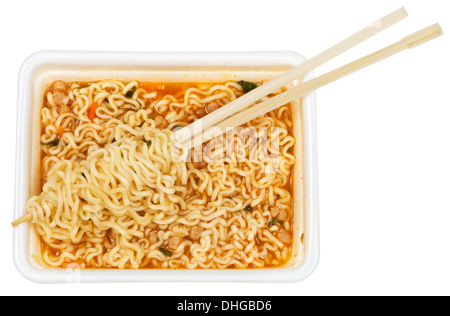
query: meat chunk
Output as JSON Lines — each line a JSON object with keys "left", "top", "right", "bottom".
{"left": 51, "top": 89, "right": 71, "bottom": 114}
{"left": 189, "top": 226, "right": 204, "bottom": 241}
{"left": 53, "top": 81, "right": 67, "bottom": 92}
{"left": 270, "top": 206, "right": 288, "bottom": 221}
{"left": 52, "top": 90, "right": 68, "bottom": 107}
{"left": 205, "top": 102, "right": 220, "bottom": 113}
{"left": 270, "top": 206, "right": 280, "bottom": 217}
{"left": 148, "top": 230, "right": 159, "bottom": 244}
{"left": 277, "top": 229, "right": 292, "bottom": 244}
{"left": 168, "top": 236, "right": 183, "bottom": 250}
{"left": 154, "top": 115, "right": 169, "bottom": 129}
{"left": 194, "top": 161, "right": 208, "bottom": 169}
{"left": 195, "top": 107, "right": 206, "bottom": 117}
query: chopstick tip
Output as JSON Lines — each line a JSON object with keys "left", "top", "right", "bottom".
{"left": 397, "top": 7, "right": 409, "bottom": 18}
{"left": 434, "top": 23, "right": 444, "bottom": 36}
{"left": 403, "top": 23, "right": 444, "bottom": 49}
{"left": 371, "top": 7, "right": 408, "bottom": 31}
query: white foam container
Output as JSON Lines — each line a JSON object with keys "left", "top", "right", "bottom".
{"left": 14, "top": 51, "right": 319, "bottom": 283}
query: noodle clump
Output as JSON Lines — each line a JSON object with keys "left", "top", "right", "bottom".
{"left": 26, "top": 79, "right": 296, "bottom": 269}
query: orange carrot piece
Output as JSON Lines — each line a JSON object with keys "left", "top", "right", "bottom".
{"left": 57, "top": 127, "right": 64, "bottom": 138}
{"left": 139, "top": 82, "right": 165, "bottom": 91}
{"left": 88, "top": 102, "right": 98, "bottom": 121}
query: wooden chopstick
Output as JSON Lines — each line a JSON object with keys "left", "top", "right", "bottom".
{"left": 173, "top": 7, "right": 408, "bottom": 145}
{"left": 182, "top": 23, "right": 443, "bottom": 149}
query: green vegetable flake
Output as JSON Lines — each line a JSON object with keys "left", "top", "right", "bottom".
{"left": 244, "top": 205, "right": 252, "bottom": 212}
{"left": 124, "top": 87, "right": 136, "bottom": 98}
{"left": 268, "top": 218, "right": 279, "bottom": 227}
{"left": 47, "top": 139, "right": 59, "bottom": 147}
{"left": 159, "top": 248, "right": 173, "bottom": 257}
{"left": 237, "top": 80, "right": 258, "bottom": 93}
{"left": 146, "top": 140, "right": 152, "bottom": 147}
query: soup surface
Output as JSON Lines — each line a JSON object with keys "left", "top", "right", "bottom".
{"left": 31, "top": 79, "right": 296, "bottom": 269}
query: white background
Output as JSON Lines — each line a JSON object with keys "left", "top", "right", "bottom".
{"left": 1, "top": 0, "right": 449, "bottom": 296}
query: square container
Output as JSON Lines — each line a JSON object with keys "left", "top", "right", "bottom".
{"left": 14, "top": 51, "right": 319, "bottom": 283}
